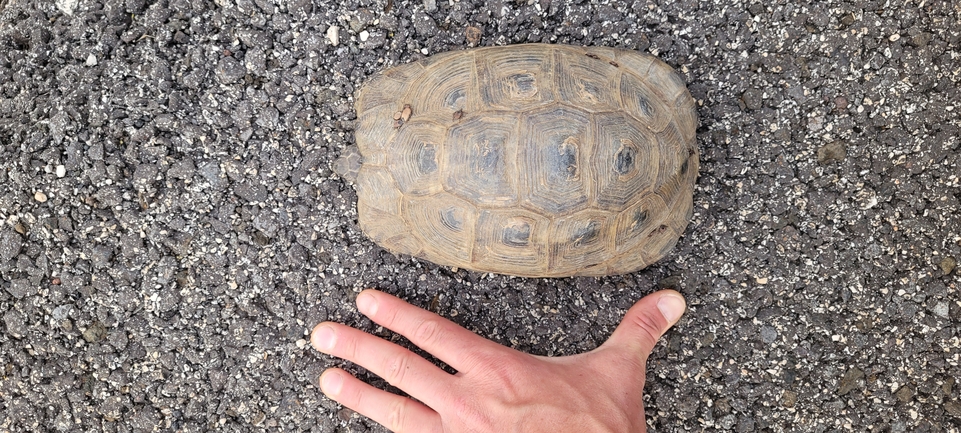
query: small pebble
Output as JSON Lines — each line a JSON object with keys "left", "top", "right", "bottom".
{"left": 55, "top": 0, "right": 78, "bottom": 15}
{"left": 839, "top": 13, "right": 856, "bottom": 27}
{"left": 932, "top": 302, "right": 950, "bottom": 318}
{"left": 889, "top": 34, "right": 901, "bottom": 42}
{"left": 939, "top": 257, "right": 956, "bottom": 275}
{"left": 52, "top": 304, "right": 72, "bottom": 321}
{"left": 465, "top": 26, "right": 483, "bottom": 46}
{"left": 760, "top": 325, "right": 778, "bottom": 344}
{"left": 337, "top": 408, "right": 355, "bottom": 422}
{"left": 908, "top": 32, "right": 933, "bottom": 48}
{"left": 736, "top": 416, "right": 755, "bottom": 432}
{"left": 347, "top": 15, "right": 365, "bottom": 33}
{"left": 326, "top": 25, "right": 340, "bottom": 46}
{"left": 781, "top": 390, "right": 798, "bottom": 408}
{"left": 741, "top": 89, "right": 763, "bottom": 110}
{"left": 359, "top": 30, "right": 369, "bottom": 42}
{"left": 945, "top": 401, "right": 961, "bottom": 418}
{"left": 834, "top": 96, "right": 848, "bottom": 111}
{"left": 56, "top": 165, "right": 66, "bottom": 178}
{"left": 895, "top": 386, "right": 915, "bottom": 403}
{"left": 657, "top": 276, "right": 681, "bottom": 289}
{"left": 82, "top": 321, "right": 107, "bottom": 343}
{"left": 34, "top": 191, "right": 48, "bottom": 203}
{"left": 718, "top": 415, "right": 736, "bottom": 430}
{"left": 817, "top": 141, "right": 847, "bottom": 164}
{"left": 838, "top": 367, "right": 864, "bottom": 396}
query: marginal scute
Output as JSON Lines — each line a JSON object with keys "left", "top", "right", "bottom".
{"left": 654, "top": 122, "right": 684, "bottom": 187}
{"left": 613, "top": 194, "right": 667, "bottom": 254}
{"left": 383, "top": 232, "right": 424, "bottom": 257}
{"left": 555, "top": 48, "right": 619, "bottom": 112}
{"left": 674, "top": 93, "right": 699, "bottom": 144}
{"left": 550, "top": 210, "right": 612, "bottom": 271}
{"left": 583, "top": 46, "right": 619, "bottom": 61}
{"left": 358, "top": 200, "right": 407, "bottom": 248}
{"left": 353, "top": 44, "right": 698, "bottom": 277}
{"left": 357, "top": 71, "right": 417, "bottom": 110}
{"left": 619, "top": 72, "right": 671, "bottom": 133}
{"left": 356, "top": 165, "right": 403, "bottom": 215}
{"left": 668, "top": 190, "right": 695, "bottom": 233}
{"left": 612, "top": 50, "right": 655, "bottom": 77}
{"left": 598, "top": 247, "right": 649, "bottom": 276}
{"left": 640, "top": 223, "right": 681, "bottom": 265}
{"left": 645, "top": 59, "right": 688, "bottom": 102}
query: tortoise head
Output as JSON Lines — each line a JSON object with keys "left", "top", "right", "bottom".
{"left": 333, "top": 146, "right": 363, "bottom": 182}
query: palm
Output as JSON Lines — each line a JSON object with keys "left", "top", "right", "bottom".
{"left": 311, "top": 289, "right": 684, "bottom": 433}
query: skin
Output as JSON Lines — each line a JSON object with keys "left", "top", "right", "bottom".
{"left": 311, "top": 289, "right": 686, "bottom": 433}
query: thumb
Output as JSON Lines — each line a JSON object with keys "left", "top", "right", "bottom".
{"left": 602, "top": 290, "right": 686, "bottom": 359}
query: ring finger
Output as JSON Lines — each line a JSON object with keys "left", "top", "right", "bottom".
{"left": 312, "top": 322, "right": 454, "bottom": 407}
{"left": 320, "top": 368, "right": 443, "bottom": 433}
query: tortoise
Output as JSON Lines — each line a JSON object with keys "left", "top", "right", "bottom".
{"left": 337, "top": 43, "right": 698, "bottom": 278}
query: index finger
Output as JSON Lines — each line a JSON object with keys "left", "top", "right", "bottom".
{"left": 356, "top": 290, "right": 504, "bottom": 374}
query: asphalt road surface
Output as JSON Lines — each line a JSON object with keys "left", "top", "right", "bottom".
{"left": 1, "top": 0, "right": 959, "bottom": 431}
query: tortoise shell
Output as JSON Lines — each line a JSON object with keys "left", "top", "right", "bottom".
{"left": 351, "top": 43, "right": 698, "bottom": 277}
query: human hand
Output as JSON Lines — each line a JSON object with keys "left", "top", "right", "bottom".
{"left": 310, "top": 289, "right": 686, "bottom": 433}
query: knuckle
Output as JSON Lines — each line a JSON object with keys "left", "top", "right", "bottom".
{"left": 447, "top": 395, "right": 468, "bottom": 418}
{"left": 468, "top": 353, "right": 529, "bottom": 402}
{"left": 413, "top": 319, "right": 442, "bottom": 345}
{"left": 340, "top": 378, "right": 363, "bottom": 407}
{"left": 380, "top": 304, "right": 400, "bottom": 327}
{"left": 382, "top": 351, "right": 412, "bottom": 386}
{"left": 457, "top": 346, "right": 496, "bottom": 373}
{"left": 459, "top": 346, "right": 519, "bottom": 375}
{"left": 449, "top": 396, "right": 472, "bottom": 418}
{"left": 340, "top": 334, "right": 358, "bottom": 360}
{"left": 447, "top": 395, "right": 487, "bottom": 427}
{"left": 385, "top": 398, "right": 407, "bottom": 431}
{"left": 629, "top": 311, "right": 664, "bottom": 347}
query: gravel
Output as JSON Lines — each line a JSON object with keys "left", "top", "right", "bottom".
{"left": 1, "top": 0, "right": 959, "bottom": 432}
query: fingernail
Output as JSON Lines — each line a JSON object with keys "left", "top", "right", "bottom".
{"left": 356, "top": 292, "right": 378, "bottom": 317}
{"left": 657, "top": 293, "right": 686, "bottom": 323}
{"left": 321, "top": 371, "right": 344, "bottom": 396}
{"left": 312, "top": 325, "right": 336, "bottom": 352}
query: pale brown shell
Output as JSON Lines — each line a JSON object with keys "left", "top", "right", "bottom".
{"left": 353, "top": 44, "right": 698, "bottom": 277}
